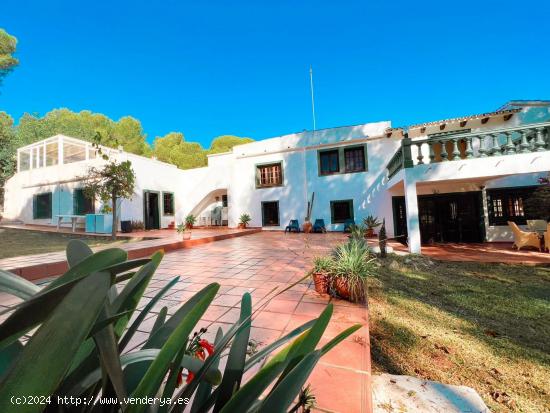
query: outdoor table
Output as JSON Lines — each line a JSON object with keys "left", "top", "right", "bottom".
{"left": 55, "top": 215, "right": 85, "bottom": 232}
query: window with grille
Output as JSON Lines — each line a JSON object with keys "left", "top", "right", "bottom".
{"left": 73, "top": 189, "right": 95, "bottom": 215}
{"left": 492, "top": 198, "right": 503, "bottom": 218}
{"left": 319, "top": 145, "right": 367, "bottom": 176}
{"left": 163, "top": 192, "right": 175, "bottom": 215}
{"left": 487, "top": 187, "right": 538, "bottom": 225}
{"left": 344, "top": 147, "right": 366, "bottom": 172}
{"left": 256, "top": 163, "right": 283, "bottom": 188}
{"left": 33, "top": 192, "right": 52, "bottom": 219}
{"left": 330, "top": 200, "right": 354, "bottom": 224}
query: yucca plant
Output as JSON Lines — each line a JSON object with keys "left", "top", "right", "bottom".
{"left": 0, "top": 240, "right": 360, "bottom": 412}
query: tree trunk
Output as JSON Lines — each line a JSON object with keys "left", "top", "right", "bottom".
{"left": 111, "top": 192, "right": 117, "bottom": 240}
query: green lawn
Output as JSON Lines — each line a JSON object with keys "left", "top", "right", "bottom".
{"left": 369, "top": 255, "right": 550, "bottom": 413}
{"left": 0, "top": 228, "right": 133, "bottom": 259}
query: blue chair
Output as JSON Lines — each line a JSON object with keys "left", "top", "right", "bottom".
{"left": 343, "top": 219, "right": 355, "bottom": 233}
{"left": 312, "top": 219, "right": 326, "bottom": 233}
{"left": 285, "top": 219, "right": 300, "bottom": 233}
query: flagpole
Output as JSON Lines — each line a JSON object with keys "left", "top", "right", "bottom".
{"left": 309, "top": 65, "right": 316, "bottom": 131}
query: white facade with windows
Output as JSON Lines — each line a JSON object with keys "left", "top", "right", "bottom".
{"left": 3, "top": 101, "right": 550, "bottom": 253}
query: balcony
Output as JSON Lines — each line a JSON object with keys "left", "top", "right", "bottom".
{"left": 387, "top": 122, "right": 550, "bottom": 180}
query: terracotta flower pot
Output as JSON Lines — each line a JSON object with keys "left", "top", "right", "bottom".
{"left": 303, "top": 221, "right": 313, "bottom": 233}
{"left": 182, "top": 230, "right": 192, "bottom": 240}
{"left": 366, "top": 228, "right": 375, "bottom": 238}
{"left": 238, "top": 223, "right": 246, "bottom": 229}
{"left": 312, "top": 272, "right": 329, "bottom": 294}
{"left": 334, "top": 277, "right": 351, "bottom": 300}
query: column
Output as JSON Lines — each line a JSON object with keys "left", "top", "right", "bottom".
{"left": 534, "top": 127, "right": 546, "bottom": 151}
{"left": 404, "top": 169, "right": 421, "bottom": 254}
{"left": 481, "top": 187, "right": 489, "bottom": 242}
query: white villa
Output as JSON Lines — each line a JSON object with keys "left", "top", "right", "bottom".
{"left": 2, "top": 100, "right": 550, "bottom": 253}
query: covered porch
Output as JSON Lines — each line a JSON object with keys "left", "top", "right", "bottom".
{"left": 385, "top": 121, "right": 550, "bottom": 254}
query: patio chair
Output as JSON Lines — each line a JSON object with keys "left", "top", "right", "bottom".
{"left": 545, "top": 223, "right": 550, "bottom": 252}
{"left": 343, "top": 219, "right": 355, "bottom": 233}
{"left": 285, "top": 219, "right": 301, "bottom": 233}
{"left": 508, "top": 221, "right": 541, "bottom": 251}
{"left": 312, "top": 219, "right": 326, "bottom": 233}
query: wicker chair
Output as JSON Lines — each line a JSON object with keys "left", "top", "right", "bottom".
{"left": 508, "top": 221, "right": 541, "bottom": 251}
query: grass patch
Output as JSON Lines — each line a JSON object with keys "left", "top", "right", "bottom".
{"left": 369, "top": 255, "right": 550, "bottom": 412}
{"left": 0, "top": 228, "right": 134, "bottom": 259}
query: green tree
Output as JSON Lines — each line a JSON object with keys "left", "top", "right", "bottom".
{"left": 0, "top": 28, "right": 18, "bottom": 86}
{"left": 153, "top": 132, "right": 207, "bottom": 169}
{"left": 208, "top": 135, "right": 254, "bottom": 155}
{"left": 0, "top": 112, "right": 17, "bottom": 205}
{"left": 82, "top": 160, "right": 136, "bottom": 239}
{"left": 15, "top": 109, "right": 151, "bottom": 155}
{"left": 112, "top": 116, "right": 151, "bottom": 156}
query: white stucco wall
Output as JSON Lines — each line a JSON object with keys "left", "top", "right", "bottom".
{"left": 226, "top": 121, "right": 397, "bottom": 230}
{"left": 3, "top": 104, "right": 548, "bottom": 248}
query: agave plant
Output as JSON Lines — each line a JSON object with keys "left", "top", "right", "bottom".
{"left": 0, "top": 241, "right": 360, "bottom": 412}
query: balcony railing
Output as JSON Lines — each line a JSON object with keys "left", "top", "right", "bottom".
{"left": 386, "top": 121, "right": 550, "bottom": 178}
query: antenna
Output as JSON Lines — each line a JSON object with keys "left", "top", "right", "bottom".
{"left": 309, "top": 65, "right": 316, "bottom": 131}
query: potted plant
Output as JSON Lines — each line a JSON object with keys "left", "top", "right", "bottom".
{"left": 238, "top": 213, "right": 251, "bottom": 229}
{"left": 331, "top": 238, "right": 375, "bottom": 303}
{"left": 185, "top": 214, "right": 196, "bottom": 229}
{"left": 177, "top": 222, "right": 192, "bottom": 240}
{"left": 363, "top": 214, "right": 382, "bottom": 237}
{"left": 311, "top": 256, "right": 334, "bottom": 294}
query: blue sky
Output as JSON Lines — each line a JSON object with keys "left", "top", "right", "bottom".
{"left": 1, "top": 0, "right": 548, "bottom": 147}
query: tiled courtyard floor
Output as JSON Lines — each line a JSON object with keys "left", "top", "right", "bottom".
{"left": 0, "top": 231, "right": 371, "bottom": 413}
{"left": 0, "top": 225, "right": 260, "bottom": 280}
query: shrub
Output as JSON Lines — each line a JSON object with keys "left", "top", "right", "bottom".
{"left": 349, "top": 224, "right": 367, "bottom": 240}
{"left": 331, "top": 239, "right": 375, "bottom": 302}
{"left": 363, "top": 214, "right": 381, "bottom": 230}
{"left": 239, "top": 213, "right": 251, "bottom": 226}
{"left": 0, "top": 241, "right": 359, "bottom": 412}
{"left": 312, "top": 255, "right": 335, "bottom": 274}
{"left": 185, "top": 214, "right": 196, "bottom": 228}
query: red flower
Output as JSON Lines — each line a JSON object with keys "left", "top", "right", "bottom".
{"left": 179, "top": 338, "right": 215, "bottom": 386}
{"left": 195, "top": 349, "right": 205, "bottom": 361}
{"left": 199, "top": 339, "right": 215, "bottom": 356}
{"left": 176, "top": 369, "right": 184, "bottom": 387}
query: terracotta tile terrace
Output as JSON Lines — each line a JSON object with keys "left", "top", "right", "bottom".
{"left": 381, "top": 240, "right": 550, "bottom": 266}
{"left": 0, "top": 224, "right": 261, "bottom": 280}
{"left": 0, "top": 231, "right": 371, "bottom": 413}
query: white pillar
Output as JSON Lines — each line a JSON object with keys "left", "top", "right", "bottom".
{"left": 404, "top": 170, "right": 421, "bottom": 253}
{"left": 481, "top": 186, "right": 489, "bottom": 242}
